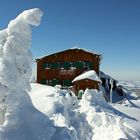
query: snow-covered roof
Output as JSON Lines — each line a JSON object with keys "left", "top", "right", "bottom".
{"left": 72, "top": 70, "right": 102, "bottom": 83}
{"left": 99, "top": 71, "right": 118, "bottom": 82}
{"left": 70, "top": 47, "right": 102, "bottom": 56}
{"left": 35, "top": 47, "right": 102, "bottom": 61}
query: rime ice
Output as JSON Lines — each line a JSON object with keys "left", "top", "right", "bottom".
{"left": 0, "top": 8, "right": 75, "bottom": 140}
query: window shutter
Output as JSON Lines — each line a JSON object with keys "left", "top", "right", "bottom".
{"left": 42, "top": 63, "right": 46, "bottom": 69}
{"left": 63, "top": 62, "right": 70, "bottom": 70}
{"left": 40, "top": 79, "right": 46, "bottom": 85}
{"left": 51, "top": 79, "right": 59, "bottom": 86}
{"left": 89, "top": 62, "right": 93, "bottom": 69}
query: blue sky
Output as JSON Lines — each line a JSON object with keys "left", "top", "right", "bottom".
{"left": 0, "top": 0, "right": 140, "bottom": 80}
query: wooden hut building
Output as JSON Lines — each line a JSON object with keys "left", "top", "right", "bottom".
{"left": 72, "top": 70, "right": 102, "bottom": 95}
{"left": 35, "top": 48, "right": 102, "bottom": 91}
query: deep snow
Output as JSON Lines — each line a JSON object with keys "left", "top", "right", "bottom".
{"left": 29, "top": 83, "right": 140, "bottom": 140}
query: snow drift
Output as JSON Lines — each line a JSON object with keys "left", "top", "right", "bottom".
{"left": 30, "top": 83, "right": 140, "bottom": 140}
{"left": 79, "top": 89, "right": 140, "bottom": 140}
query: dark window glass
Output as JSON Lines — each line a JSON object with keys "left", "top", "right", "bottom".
{"left": 51, "top": 79, "right": 59, "bottom": 86}
{"left": 42, "top": 63, "right": 46, "bottom": 69}
{"left": 63, "top": 62, "right": 71, "bottom": 70}
{"left": 63, "top": 80, "right": 72, "bottom": 86}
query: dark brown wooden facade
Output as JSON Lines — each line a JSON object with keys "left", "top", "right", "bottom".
{"left": 73, "top": 79, "right": 100, "bottom": 95}
{"left": 35, "top": 48, "right": 102, "bottom": 90}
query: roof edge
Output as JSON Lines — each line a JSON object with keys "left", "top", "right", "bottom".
{"left": 35, "top": 48, "right": 102, "bottom": 61}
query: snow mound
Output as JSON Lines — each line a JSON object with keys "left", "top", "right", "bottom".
{"left": 30, "top": 83, "right": 91, "bottom": 140}
{"left": 80, "top": 89, "right": 139, "bottom": 140}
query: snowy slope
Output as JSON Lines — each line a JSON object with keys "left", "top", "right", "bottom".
{"left": 110, "top": 80, "right": 140, "bottom": 138}
{"left": 113, "top": 101, "right": 140, "bottom": 137}
{"left": 118, "top": 80, "right": 140, "bottom": 97}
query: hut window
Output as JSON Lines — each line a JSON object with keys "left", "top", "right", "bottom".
{"left": 89, "top": 62, "right": 93, "bottom": 69}
{"left": 51, "top": 79, "right": 59, "bottom": 86}
{"left": 63, "top": 62, "right": 71, "bottom": 70}
{"left": 46, "top": 80, "right": 49, "bottom": 85}
{"left": 77, "top": 61, "right": 83, "bottom": 69}
{"left": 85, "top": 61, "right": 93, "bottom": 70}
{"left": 42, "top": 63, "right": 46, "bottom": 69}
{"left": 57, "top": 62, "right": 61, "bottom": 69}
{"left": 70, "top": 62, "right": 76, "bottom": 70}
{"left": 47, "top": 80, "right": 52, "bottom": 86}
{"left": 45, "top": 63, "right": 51, "bottom": 69}
{"left": 72, "top": 62, "right": 77, "bottom": 68}
{"left": 63, "top": 80, "right": 72, "bottom": 87}
{"left": 74, "top": 61, "right": 83, "bottom": 69}
{"left": 50, "top": 62, "right": 58, "bottom": 69}
{"left": 59, "top": 62, "right": 64, "bottom": 69}
{"left": 40, "top": 79, "right": 46, "bottom": 85}
{"left": 46, "top": 62, "right": 61, "bottom": 69}
{"left": 78, "top": 90, "right": 84, "bottom": 99}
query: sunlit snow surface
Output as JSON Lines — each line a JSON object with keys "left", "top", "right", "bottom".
{"left": 29, "top": 83, "right": 140, "bottom": 140}
{"left": 118, "top": 80, "right": 140, "bottom": 97}
{"left": 113, "top": 80, "right": 140, "bottom": 138}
